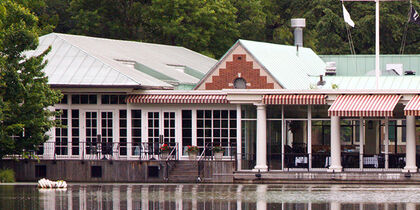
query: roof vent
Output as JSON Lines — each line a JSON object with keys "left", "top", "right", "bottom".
{"left": 325, "top": 62, "right": 337, "bottom": 76}
{"left": 167, "top": 64, "right": 186, "bottom": 73}
{"left": 114, "top": 59, "right": 136, "bottom": 69}
{"left": 386, "top": 63, "right": 403, "bottom": 76}
{"left": 317, "top": 75, "right": 326, "bottom": 86}
{"left": 291, "top": 18, "right": 306, "bottom": 47}
{"left": 405, "top": 70, "right": 416, "bottom": 75}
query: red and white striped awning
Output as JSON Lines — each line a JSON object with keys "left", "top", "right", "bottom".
{"left": 263, "top": 95, "right": 326, "bottom": 105}
{"left": 126, "top": 94, "right": 228, "bottom": 104}
{"left": 404, "top": 95, "right": 420, "bottom": 116}
{"left": 328, "top": 95, "right": 401, "bottom": 117}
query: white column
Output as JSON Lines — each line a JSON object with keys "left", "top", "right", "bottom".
{"left": 127, "top": 104, "right": 132, "bottom": 159}
{"left": 384, "top": 118, "right": 389, "bottom": 169}
{"left": 308, "top": 106, "right": 312, "bottom": 169}
{"left": 236, "top": 104, "right": 242, "bottom": 171}
{"left": 359, "top": 118, "right": 364, "bottom": 170}
{"left": 404, "top": 115, "right": 417, "bottom": 172}
{"left": 329, "top": 116, "right": 342, "bottom": 172}
{"left": 254, "top": 103, "right": 268, "bottom": 172}
{"left": 281, "top": 105, "right": 285, "bottom": 170}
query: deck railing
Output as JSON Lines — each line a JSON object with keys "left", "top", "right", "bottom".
{"left": 242, "top": 152, "right": 412, "bottom": 171}
{"left": 4, "top": 141, "right": 180, "bottom": 161}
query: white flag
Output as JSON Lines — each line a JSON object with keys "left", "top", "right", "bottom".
{"left": 342, "top": 4, "right": 355, "bottom": 27}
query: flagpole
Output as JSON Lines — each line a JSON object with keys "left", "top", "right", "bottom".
{"left": 375, "top": 0, "right": 380, "bottom": 89}
{"left": 342, "top": 0, "right": 410, "bottom": 88}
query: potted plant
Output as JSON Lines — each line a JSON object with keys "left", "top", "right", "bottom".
{"left": 213, "top": 146, "right": 224, "bottom": 160}
{"left": 186, "top": 146, "right": 199, "bottom": 160}
{"left": 160, "top": 144, "right": 171, "bottom": 159}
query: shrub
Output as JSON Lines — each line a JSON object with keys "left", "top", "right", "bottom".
{"left": 160, "top": 144, "right": 171, "bottom": 152}
{"left": 213, "top": 146, "right": 224, "bottom": 153}
{"left": 186, "top": 146, "right": 199, "bottom": 154}
{"left": 0, "top": 169, "right": 15, "bottom": 183}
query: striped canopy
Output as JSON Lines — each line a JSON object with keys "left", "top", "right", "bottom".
{"left": 404, "top": 95, "right": 420, "bottom": 116}
{"left": 126, "top": 94, "right": 228, "bottom": 104}
{"left": 328, "top": 95, "right": 401, "bottom": 117}
{"left": 263, "top": 94, "right": 326, "bottom": 105}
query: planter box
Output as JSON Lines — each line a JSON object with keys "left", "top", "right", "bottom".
{"left": 214, "top": 152, "right": 224, "bottom": 160}
{"left": 188, "top": 153, "right": 197, "bottom": 160}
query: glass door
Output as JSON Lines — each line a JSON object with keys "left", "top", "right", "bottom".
{"left": 85, "top": 111, "right": 98, "bottom": 155}
{"left": 85, "top": 111, "right": 114, "bottom": 157}
{"left": 146, "top": 111, "right": 176, "bottom": 156}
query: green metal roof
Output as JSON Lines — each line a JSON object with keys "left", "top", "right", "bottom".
{"left": 320, "top": 54, "right": 420, "bottom": 76}
{"left": 313, "top": 76, "right": 420, "bottom": 90}
{"left": 239, "top": 40, "right": 326, "bottom": 89}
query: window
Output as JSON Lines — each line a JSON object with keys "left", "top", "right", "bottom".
{"left": 101, "top": 95, "right": 127, "bottom": 104}
{"left": 59, "top": 94, "right": 68, "bottom": 104}
{"left": 119, "top": 110, "right": 127, "bottom": 156}
{"left": 233, "top": 78, "right": 246, "bottom": 89}
{"left": 71, "top": 110, "right": 80, "bottom": 155}
{"left": 340, "top": 120, "right": 359, "bottom": 145}
{"left": 182, "top": 110, "right": 192, "bottom": 155}
{"left": 55, "top": 109, "right": 68, "bottom": 155}
{"left": 196, "top": 110, "right": 236, "bottom": 156}
{"left": 131, "top": 110, "right": 142, "bottom": 155}
{"left": 389, "top": 120, "right": 406, "bottom": 143}
{"left": 71, "top": 94, "right": 97, "bottom": 104}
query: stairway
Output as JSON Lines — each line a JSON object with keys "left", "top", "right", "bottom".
{"left": 168, "top": 160, "right": 200, "bottom": 182}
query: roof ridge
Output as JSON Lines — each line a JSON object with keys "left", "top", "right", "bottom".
{"left": 53, "top": 33, "right": 188, "bottom": 49}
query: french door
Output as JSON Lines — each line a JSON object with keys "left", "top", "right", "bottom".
{"left": 146, "top": 110, "right": 177, "bottom": 155}
{"left": 85, "top": 110, "right": 114, "bottom": 156}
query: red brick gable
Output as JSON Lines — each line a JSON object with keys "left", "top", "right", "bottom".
{"left": 205, "top": 54, "right": 275, "bottom": 90}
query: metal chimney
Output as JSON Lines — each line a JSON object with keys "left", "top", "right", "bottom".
{"left": 291, "top": 18, "right": 306, "bottom": 47}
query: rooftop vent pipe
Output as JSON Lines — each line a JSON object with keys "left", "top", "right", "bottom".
{"left": 291, "top": 18, "right": 306, "bottom": 47}
{"left": 317, "top": 75, "right": 326, "bottom": 86}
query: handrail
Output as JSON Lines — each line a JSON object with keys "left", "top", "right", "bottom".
{"left": 197, "top": 143, "right": 208, "bottom": 162}
{"left": 164, "top": 143, "right": 178, "bottom": 181}
{"left": 166, "top": 143, "right": 178, "bottom": 161}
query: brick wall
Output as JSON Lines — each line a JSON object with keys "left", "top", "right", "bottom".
{"left": 205, "top": 54, "right": 275, "bottom": 90}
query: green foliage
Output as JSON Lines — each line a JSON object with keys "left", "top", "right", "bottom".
{"left": 0, "top": 169, "right": 15, "bottom": 183}
{"left": 28, "top": 0, "right": 420, "bottom": 58}
{"left": 142, "top": 0, "right": 239, "bottom": 58}
{"left": 69, "top": 0, "right": 144, "bottom": 40}
{"left": 9, "top": 0, "right": 420, "bottom": 57}
{"left": 0, "top": 0, "right": 62, "bottom": 159}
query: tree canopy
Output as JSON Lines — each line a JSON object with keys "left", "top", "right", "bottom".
{"left": 9, "top": 0, "right": 420, "bottom": 58}
{"left": 0, "top": 0, "right": 61, "bottom": 158}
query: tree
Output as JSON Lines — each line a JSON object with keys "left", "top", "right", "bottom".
{"left": 142, "top": 0, "right": 239, "bottom": 58}
{"left": 68, "top": 0, "right": 145, "bottom": 41}
{"left": 0, "top": 0, "right": 62, "bottom": 158}
{"left": 34, "top": 0, "right": 420, "bottom": 56}
{"left": 231, "top": 0, "right": 266, "bottom": 41}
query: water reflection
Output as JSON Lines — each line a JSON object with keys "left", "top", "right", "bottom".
{"left": 0, "top": 183, "right": 420, "bottom": 209}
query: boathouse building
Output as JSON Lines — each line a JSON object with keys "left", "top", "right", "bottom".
{"left": 7, "top": 32, "right": 420, "bottom": 182}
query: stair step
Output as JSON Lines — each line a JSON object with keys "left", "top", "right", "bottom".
{"left": 167, "top": 161, "right": 202, "bottom": 182}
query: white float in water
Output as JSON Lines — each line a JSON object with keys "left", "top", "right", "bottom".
{"left": 37, "top": 178, "right": 67, "bottom": 189}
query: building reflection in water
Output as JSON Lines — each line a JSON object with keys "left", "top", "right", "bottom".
{"left": 19, "top": 184, "right": 420, "bottom": 209}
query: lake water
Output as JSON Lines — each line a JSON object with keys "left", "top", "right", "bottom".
{"left": 0, "top": 183, "right": 419, "bottom": 209}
